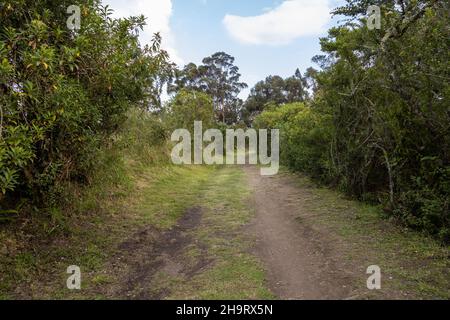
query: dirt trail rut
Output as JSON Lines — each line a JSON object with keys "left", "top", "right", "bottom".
{"left": 106, "top": 207, "right": 210, "bottom": 299}
{"left": 245, "top": 166, "right": 356, "bottom": 299}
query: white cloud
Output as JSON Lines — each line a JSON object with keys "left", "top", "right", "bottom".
{"left": 223, "top": 0, "right": 331, "bottom": 46}
{"left": 103, "top": 0, "right": 183, "bottom": 65}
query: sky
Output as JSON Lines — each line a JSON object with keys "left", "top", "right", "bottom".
{"left": 103, "top": 0, "right": 346, "bottom": 99}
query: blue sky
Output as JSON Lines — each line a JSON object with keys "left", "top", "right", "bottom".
{"left": 104, "top": 0, "right": 346, "bottom": 98}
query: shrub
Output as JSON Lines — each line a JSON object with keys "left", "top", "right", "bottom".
{"left": 0, "top": 0, "right": 171, "bottom": 207}
{"left": 254, "top": 103, "right": 332, "bottom": 180}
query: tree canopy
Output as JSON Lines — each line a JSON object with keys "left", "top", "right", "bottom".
{"left": 254, "top": 0, "right": 449, "bottom": 241}
{"left": 242, "top": 69, "right": 309, "bottom": 124}
{"left": 169, "top": 52, "right": 247, "bottom": 125}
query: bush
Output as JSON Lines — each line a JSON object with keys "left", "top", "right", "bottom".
{"left": 254, "top": 1, "right": 449, "bottom": 242}
{"left": 0, "top": 0, "right": 170, "bottom": 207}
{"left": 119, "top": 108, "right": 170, "bottom": 165}
{"left": 166, "top": 89, "right": 215, "bottom": 132}
{"left": 254, "top": 103, "right": 332, "bottom": 180}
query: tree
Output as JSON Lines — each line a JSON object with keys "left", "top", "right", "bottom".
{"left": 242, "top": 70, "right": 309, "bottom": 124}
{"left": 169, "top": 52, "right": 247, "bottom": 124}
{"left": 253, "top": 0, "right": 449, "bottom": 241}
{"left": 285, "top": 69, "right": 309, "bottom": 102}
{"left": 167, "top": 89, "right": 214, "bottom": 131}
{"left": 324, "top": 0, "right": 449, "bottom": 239}
{"left": 304, "top": 67, "right": 319, "bottom": 95}
{"left": 168, "top": 62, "right": 206, "bottom": 94}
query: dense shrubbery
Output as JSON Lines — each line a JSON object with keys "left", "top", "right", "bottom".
{"left": 165, "top": 89, "right": 215, "bottom": 132}
{"left": 0, "top": 0, "right": 170, "bottom": 209}
{"left": 254, "top": 103, "right": 333, "bottom": 180}
{"left": 119, "top": 108, "right": 169, "bottom": 165}
{"left": 255, "top": 1, "right": 449, "bottom": 242}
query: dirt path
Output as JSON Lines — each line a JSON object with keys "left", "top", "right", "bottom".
{"left": 4, "top": 165, "right": 448, "bottom": 299}
{"left": 105, "top": 207, "right": 209, "bottom": 299}
{"left": 244, "top": 166, "right": 356, "bottom": 299}
{"left": 104, "top": 165, "right": 358, "bottom": 300}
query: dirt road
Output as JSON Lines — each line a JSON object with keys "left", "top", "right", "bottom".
{"left": 92, "top": 166, "right": 447, "bottom": 300}
{"left": 7, "top": 165, "right": 447, "bottom": 299}
{"left": 107, "top": 166, "right": 359, "bottom": 299}
{"left": 245, "top": 166, "right": 355, "bottom": 299}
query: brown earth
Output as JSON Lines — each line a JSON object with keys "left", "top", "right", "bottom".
{"left": 102, "top": 207, "right": 212, "bottom": 299}
{"left": 245, "top": 166, "right": 357, "bottom": 299}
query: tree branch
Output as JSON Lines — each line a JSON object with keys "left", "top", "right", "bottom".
{"left": 381, "top": 0, "right": 438, "bottom": 51}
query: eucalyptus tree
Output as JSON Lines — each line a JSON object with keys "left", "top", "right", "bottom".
{"left": 169, "top": 52, "right": 247, "bottom": 124}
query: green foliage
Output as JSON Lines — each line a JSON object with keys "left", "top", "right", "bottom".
{"left": 168, "top": 52, "right": 247, "bottom": 124}
{"left": 166, "top": 89, "right": 215, "bottom": 131}
{"left": 119, "top": 108, "right": 170, "bottom": 165}
{"left": 254, "top": 103, "right": 333, "bottom": 180}
{"left": 254, "top": 0, "right": 449, "bottom": 242}
{"left": 0, "top": 0, "right": 171, "bottom": 207}
{"left": 242, "top": 70, "right": 309, "bottom": 124}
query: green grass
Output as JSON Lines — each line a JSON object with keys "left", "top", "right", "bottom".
{"left": 289, "top": 171, "right": 450, "bottom": 300}
{"left": 172, "top": 255, "right": 272, "bottom": 300}
{"left": 166, "top": 166, "right": 274, "bottom": 300}
{"left": 0, "top": 161, "right": 273, "bottom": 299}
{"left": 134, "top": 165, "right": 214, "bottom": 229}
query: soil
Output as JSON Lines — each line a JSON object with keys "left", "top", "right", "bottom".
{"left": 245, "top": 166, "right": 358, "bottom": 299}
{"left": 105, "top": 207, "right": 211, "bottom": 299}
